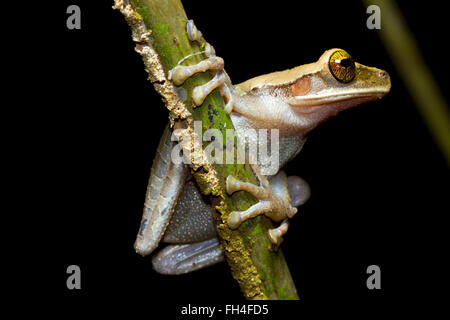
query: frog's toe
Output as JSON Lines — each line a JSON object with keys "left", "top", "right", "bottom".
{"left": 168, "top": 56, "right": 224, "bottom": 87}
{"left": 186, "top": 19, "right": 202, "bottom": 43}
{"left": 226, "top": 201, "right": 272, "bottom": 229}
{"left": 219, "top": 80, "right": 234, "bottom": 114}
{"left": 168, "top": 66, "right": 190, "bottom": 86}
{"left": 268, "top": 228, "right": 283, "bottom": 247}
{"left": 192, "top": 72, "right": 224, "bottom": 106}
{"left": 227, "top": 211, "right": 242, "bottom": 229}
{"left": 268, "top": 219, "right": 289, "bottom": 249}
{"left": 224, "top": 100, "right": 234, "bottom": 115}
{"left": 226, "top": 175, "right": 268, "bottom": 199}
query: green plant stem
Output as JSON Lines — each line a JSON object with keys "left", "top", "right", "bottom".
{"left": 364, "top": 0, "right": 450, "bottom": 165}
{"left": 115, "top": 0, "right": 299, "bottom": 299}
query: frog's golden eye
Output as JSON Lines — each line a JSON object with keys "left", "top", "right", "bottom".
{"left": 329, "top": 50, "right": 356, "bottom": 83}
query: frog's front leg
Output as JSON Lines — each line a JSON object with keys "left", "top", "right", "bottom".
{"left": 226, "top": 168, "right": 310, "bottom": 246}
{"left": 168, "top": 20, "right": 234, "bottom": 114}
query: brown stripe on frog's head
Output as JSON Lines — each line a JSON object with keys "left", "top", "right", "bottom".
{"left": 291, "top": 75, "right": 311, "bottom": 96}
{"left": 246, "top": 74, "right": 312, "bottom": 99}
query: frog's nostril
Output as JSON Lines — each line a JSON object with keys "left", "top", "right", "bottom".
{"left": 379, "top": 71, "right": 387, "bottom": 79}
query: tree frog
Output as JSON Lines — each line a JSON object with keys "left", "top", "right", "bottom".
{"left": 134, "top": 21, "right": 391, "bottom": 274}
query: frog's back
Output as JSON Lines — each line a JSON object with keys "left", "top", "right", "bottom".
{"left": 235, "top": 62, "right": 319, "bottom": 93}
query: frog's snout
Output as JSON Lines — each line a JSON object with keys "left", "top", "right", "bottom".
{"left": 372, "top": 68, "right": 391, "bottom": 94}
{"left": 378, "top": 70, "right": 388, "bottom": 79}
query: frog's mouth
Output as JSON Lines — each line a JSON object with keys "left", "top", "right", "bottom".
{"left": 286, "top": 90, "right": 389, "bottom": 135}
{"left": 288, "top": 89, "right": 389, "bottom": 115}
{"left": 291, "top": 87, "right": 388, "bottom": 104}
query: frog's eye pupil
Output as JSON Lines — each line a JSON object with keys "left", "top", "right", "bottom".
{"left": 340, "top": 58, "right": 352, "bottom": 68}
{"left": 329, "top": 50, "right": 356, "bottom": 83}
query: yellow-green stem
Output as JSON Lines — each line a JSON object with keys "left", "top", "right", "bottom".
{"left": 115, "top": 0, "right": 299, "bottom": 299}
{"left": 364, "top": 0, "right": 450, "bottom": 165}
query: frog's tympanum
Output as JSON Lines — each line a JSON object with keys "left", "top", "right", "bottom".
{"left": 134, "top": 20, "right": 391, "bottom": 274}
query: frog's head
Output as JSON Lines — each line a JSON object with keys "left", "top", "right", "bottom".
{"left": 286, "top": 48, "right": 391, "bottom": 134}
{"left": 234, "top": 48, "right": 390, "bottom": 136}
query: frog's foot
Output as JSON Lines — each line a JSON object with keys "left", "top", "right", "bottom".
{"left": 167, "top": 21, "right": 235, "bottom": 114}
{"left": 226, "top": 170, "right": 297, "bottom": 235}
{"left": 268, "top": 219, "right": 289, "bottom": 248}
{"left": 152, "top": 238, "right": 224, "bottom": 275}
{"left": 268, "top": 175, "right": 309, "bottom": 249}
{"left": 226, "top": 170, "right": 310, "bottom": 246}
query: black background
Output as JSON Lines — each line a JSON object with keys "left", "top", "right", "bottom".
{"left": 25, "top": 0, "right": 448, "bottom": 316}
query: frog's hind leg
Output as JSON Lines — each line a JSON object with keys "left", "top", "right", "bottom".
{"left": 152, "top": 179, "right": 224, "bottom": 274}
{"left": 152, "top": 238, "right": 224, "bottom": 275}
{"left": 134, "top": 125, "right": 190, "bottom": 257}
{"left": 162, "top": 179, "right": 217, "bottom": 244}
